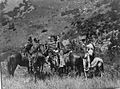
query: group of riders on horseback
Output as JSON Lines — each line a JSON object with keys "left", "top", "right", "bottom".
{"left": 7, "top": 34, "right": 104, "bottom": 80}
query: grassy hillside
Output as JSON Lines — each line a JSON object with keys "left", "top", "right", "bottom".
{"left": 0, "top": 0, "right": 120, "bottom": 89}
{"left": 0, "top": 0, "right": 76, "bottom": 53}
{"left": 62, "top": 0, "right": 120, "bottom": 65}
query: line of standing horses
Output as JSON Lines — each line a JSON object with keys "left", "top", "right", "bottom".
{"left": 6, "top": 43, "right": 104, "bottom": 82}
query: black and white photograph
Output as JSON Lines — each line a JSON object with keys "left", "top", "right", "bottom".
{"left": 0, "top": 0, "right": 120, "bottom": 89}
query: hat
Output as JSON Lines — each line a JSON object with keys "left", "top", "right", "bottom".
{"left": 86, "top": 43, "right": 94, "bottom": 49}
{"left": 34, "top": 38, "right": 39, "bottom": 43}
{"left": 28, "top": 36, "right": 32, "bottom": 42}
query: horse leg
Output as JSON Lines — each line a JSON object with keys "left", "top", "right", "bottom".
{"left": 9, "top": 65, "right": 13, "bottom": 76}
{"left": 11, "top": 64, "right": 17, "bottom": 76}
{"left": 93, "top": 68, "right": 96, "bottom": 77}
{"left": 40, "top": 64, "right": 44, "bottom": 80}
{"left": 62, "top": 66, "right": 66, "bottom": 75}
{"left": 64, "top": 65, "right": 67, "bottom": 74}
{"left": 75, "top": 66, "right": 79, "bottom": 76}
{"left": 54, "top": 66, "right": 57, "bottom": 73}
{"left": 7, "top": 57, "right": 14, "bottom": 76}
{"left": 66, "top": 65, "right": 69, "bottom": 74}
{"left": 27, "top": 66, "right": 30, "bottom": 74}
{"left": 41, "top": 64, "right": 44, "bottom": 73}
{"left": 58, "top": 67, "right": 62, "bottom": 76}
{"left": 61, "top": 67, "right": 64, "bottom": 76}
{"left": 61, "top": 67, "right": 64, "bottom": 75}
{"left": 97, "top": 64, "right": 103, "bottom": 77}
{"left": 73, "top": 65, "right": 76, "bottom": 75}
{"left": 39, "top": 64, "right": 43, "bottom": 78}
{"left": 7, "top": 60, "right": 12, "bottom": 75}
{"left": 84, "top": 70, "right": 87, "bottom": 80}
{"left": 51, "top": 64, "right": 54, "bottom": 73}
{"left": 34, "top": 72, "right": 37, "bottom": 83}
{"left": 27, "top": 60, "right": 31, "bottom": 74}
{"left": 78, "top": 70, "right": 81, "bottom": 76}
{"left": 29, "top": 60, "right": 33, "bottom": 74}
{"left": 55, "top": 66, "right": 59, "bottom": 73}
{"left": 33, "top": 65, "right": 37, "bottom": 83}
{"left": 96, "top": 62, "right": 104, "bottom": 77}
{"left": 100, "top": 63, "right": 104, "bottom": 77}
{"left": 78, "top": 66, "right": 82, "bottom": 76}
{"left": 50, "top": 65, "right": 53, "bottom": 72}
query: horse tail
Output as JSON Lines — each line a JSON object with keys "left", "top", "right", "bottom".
{"left": 101, "top": 62, "right": 104, "bottom": 73}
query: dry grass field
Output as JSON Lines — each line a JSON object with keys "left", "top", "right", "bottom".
{"left": 2, "top": 72, "right": 120, "bottom": 89}
{"left": 2, "top": 76, "right": 120, "bottom": 89}
{"left": 1, "top": 61, "right": 120, "bottom": 89}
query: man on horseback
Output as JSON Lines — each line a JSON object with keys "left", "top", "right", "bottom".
{"left": 47, "top": 35, "right": 61, "bottom": 70}
{"left": 83, "top": 42, "right": 95, "bottom": 71}
{"left": 23, "top": 36, "right": 33, "bottom": 57}
{"left": 48, "top": 35, "right": 60, "bottom": 52}
{"left": 83, "top": 42, "right": 104, "bottom": 77}
{"left": 32, "top": 37, "right": 44, "bottom": 56}
{"left": 32, "top": 38, "right": 40, "bottom": 50}
{"left": 22, "top": 36, "right": 34, "bottom": 73}
{"left": 56, "top": 35, "right": 62, "bottom": 51}
{"left": 30, "top": 37, "right": 46, "bottom": 74}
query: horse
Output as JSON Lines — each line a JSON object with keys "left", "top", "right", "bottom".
{"left": 58, "top": 49, "right": 71, "bottom": 75}
{"left": 43, "top": 47, "right": 60, "bottom": 74}
{"left": 7, "top": 52, "right": 30, "bottom": 76}
{"left": 58, "top": 49, "right": 85, "bottom": 76}
{"left": 83, "top": 57, "right": 104, "bottom": 78}
{"left": 67, "top": 51, "right": 84, "bottom": 75}
{"left": 31, "top": 43, "right": 50, "bottom": 82}
{"left": 31, "top": 52, "right": 49, "bottom": 82}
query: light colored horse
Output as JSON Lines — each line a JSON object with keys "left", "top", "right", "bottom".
{"left": 83, "top": 57, "right": 104, "bottom": 79}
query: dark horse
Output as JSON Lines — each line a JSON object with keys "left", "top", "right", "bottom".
{"left": 31, "top": 53, "right": 46, "bottom": 82}
{"left": 58, "top": 49, "right": 84, "bottom": 76}
{"left": 67, "top": 52, "right": 84, "bottom": 76}
{"left": 7, "top": 52, "right": 30, "bottom": 76}
{"left": 43, "top": 47, "right": 60, "bottom": 74}
{"left": 31, "top": 44, "right": 49, "bottom": 82}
